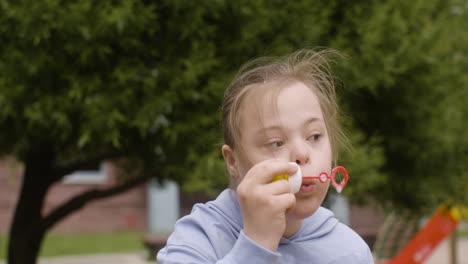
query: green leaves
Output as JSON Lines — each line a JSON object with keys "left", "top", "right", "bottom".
{"left": 0, "top": 0, "right": 466, "bottom": 210}
{"left": 332, "top": 0, "right": 468, "bottom": 212}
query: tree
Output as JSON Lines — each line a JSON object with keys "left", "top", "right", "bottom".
{"left": 0, "top": 0, "right": 217, "bottom": 263}
{"left": 0, "top": 1, "right": 342, "bottom": 263}
{"left": 325, "top": 0, "right": 468, "bottom": 259}
{"left": 1, "top": 0, "right": 467, "bottom": 263}
{"left": 330, "top": 0, "right": 468, "bottom": 211}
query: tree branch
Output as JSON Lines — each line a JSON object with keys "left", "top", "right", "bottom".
{"left": 42, "top": 170, "right": 153, "bottom": 231}
{"left": 50, "top": 154, "right": 119, "bottom": 183}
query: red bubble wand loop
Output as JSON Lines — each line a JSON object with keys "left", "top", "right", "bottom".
{"left": 303, "top": 166, "right": 349, "bottom": 193}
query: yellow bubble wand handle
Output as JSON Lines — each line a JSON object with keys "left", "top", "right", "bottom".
{"left": 272, "top": 174, "right": 289, "bottom": 181}
{"left": 271, "top": 163, "right": 302, "bottom": 193}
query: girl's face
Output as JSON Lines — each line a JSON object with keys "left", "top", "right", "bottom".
{"left": 233, "top": 81, "right": 332, "bottom": 219}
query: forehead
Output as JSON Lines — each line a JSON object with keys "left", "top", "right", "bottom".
{"left": 238, "top": 81, "right": 323, "bottom": 132}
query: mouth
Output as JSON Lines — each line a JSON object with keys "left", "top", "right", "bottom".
{"left": 299, "top": 178, "right": 316, "bottom": 193}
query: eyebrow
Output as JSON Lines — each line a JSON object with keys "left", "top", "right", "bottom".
{"left": 304, "top": 117, "right": 323, "bottom": 125}
{"left": 256, "top": 117, "right": 323, "bottom": 134}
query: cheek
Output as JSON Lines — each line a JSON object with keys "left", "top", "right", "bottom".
{"left": 236, "top": 144, "right": 270, "bottom": 169}
{"left": 321, "top": 181, "right": 331, "bottom": 191}
{"left": 317, "top": 142, "right": 333, "bottom": 166}
{"left": 233, "top": 152, "right": 254, "bottom": 179}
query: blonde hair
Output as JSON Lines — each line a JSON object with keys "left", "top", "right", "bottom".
{"left": 221, "top": 48, "right": 346, "bottom": 166}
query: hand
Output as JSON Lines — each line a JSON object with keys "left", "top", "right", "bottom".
{"left": 236, "top": 159, "right": 298, "bottom": 251}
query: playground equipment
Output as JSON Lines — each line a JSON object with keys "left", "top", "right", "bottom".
{"left": 379, "top": 205, "right": 468, "bottom": 264}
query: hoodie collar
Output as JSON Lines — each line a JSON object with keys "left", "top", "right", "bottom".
{"left": 285, "top": 207, "right": 338, "bottom": 243}
{"left": 207, "top": 189, "right": 244, "bottom": 232}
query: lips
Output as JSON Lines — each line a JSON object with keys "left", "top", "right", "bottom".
{"left": 299, "top": 178, "right": 316, "bottom": 193}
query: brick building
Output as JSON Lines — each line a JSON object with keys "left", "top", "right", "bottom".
{"left": 0, "top": 157, "right": 147, "bottom": 234}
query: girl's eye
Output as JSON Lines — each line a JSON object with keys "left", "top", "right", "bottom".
{"left": 308, "top": 134, "right": 321, "bottom": 141}
{"left": 269, "top": 140, "right": 284, "bottom": 148}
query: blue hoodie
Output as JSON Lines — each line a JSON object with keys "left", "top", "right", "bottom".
{"left": 157, "top": 189, "right": 374, "bottom": 263}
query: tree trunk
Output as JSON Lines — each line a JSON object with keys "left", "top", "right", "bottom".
{"left": 7, "top": 153, "right": 53, "bottom": 264}
{"left": 7, "top": 223, "right": 46, "bottom": 264}
{"left": 6, "top": 152, "right": 154, "bottom": 264}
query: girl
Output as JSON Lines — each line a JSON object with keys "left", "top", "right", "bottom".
{"left": 157, "top": 49, "right": 373, "bottom": 263}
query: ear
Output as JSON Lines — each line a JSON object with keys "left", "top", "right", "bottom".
{"left": 221, "top": 144, "right": 239, "bottom": 179}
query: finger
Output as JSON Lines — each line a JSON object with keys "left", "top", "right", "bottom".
{"left": 263, "top": 179, "right": 292, "bottom": 195}
{"left": 246, "top": 159, "right": 298, "bottom": 185}
{"left": 272, "top": 193, "right": 296, "bottom": 211}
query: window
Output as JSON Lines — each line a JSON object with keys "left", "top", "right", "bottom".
{"left": 62, "top": 162, "right": 108, "bottom": 184}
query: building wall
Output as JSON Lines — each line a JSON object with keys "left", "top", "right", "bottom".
{"left": 349, "top": 203, "right": 383, "bottom": 248}
{"left": 0, "top": 158, "right": 147, "bottom": 234}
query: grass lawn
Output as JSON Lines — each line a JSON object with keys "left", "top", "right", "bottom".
{"left": 458, "top": 228, "right": 468, "bottom": 237}
{"left": 0, "top": 231, "right": 145, "bottom": 260}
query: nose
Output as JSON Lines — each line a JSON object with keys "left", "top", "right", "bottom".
{"left": 290, "top": 140, "right": 309, "bottom": 165}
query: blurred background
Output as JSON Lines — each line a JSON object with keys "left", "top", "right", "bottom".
{"left": 0, "top": 0, "right": 467, "bottom": 263}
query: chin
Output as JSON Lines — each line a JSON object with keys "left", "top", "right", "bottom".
{"left": 287, "top": 201, "right": 320, "bottom": 220}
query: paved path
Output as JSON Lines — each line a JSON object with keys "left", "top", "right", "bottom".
{"left": 0, "top": 251, "right": 152, "bottom": 264}
{"left": 1, "top": 238, "right": 467, "bottom": 263}
{"left": 425, "top": 237, "right": 468, "bottom": 264}
{"left": 37, "top": 252, "right": 152, "bottom": 264}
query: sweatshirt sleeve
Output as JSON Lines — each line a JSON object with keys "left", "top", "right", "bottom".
{"left": 219, "top": 230, "right": 281, "bottom": 264}
{"left": 157, "top": 230, "right": 281, "bottom": 264}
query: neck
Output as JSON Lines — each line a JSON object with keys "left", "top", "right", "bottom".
{"left": 283, "top": 218, "right": 302, "bottom": 238}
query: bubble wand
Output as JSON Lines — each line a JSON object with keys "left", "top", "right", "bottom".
{"left": 272, "top": 163, "right": 349, "bottom": 193}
